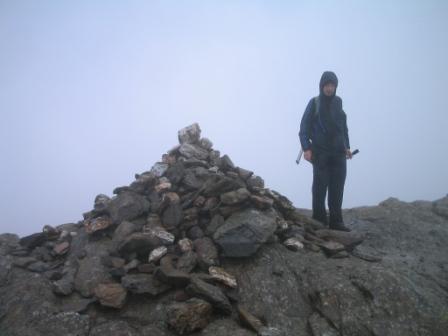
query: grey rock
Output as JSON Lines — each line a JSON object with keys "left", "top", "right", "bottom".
{"left": 213, "top": 209, "right": 277, "bottom": 257}
{"left": 129, "top": 172, "right": 157, "bottom": 194}
{"left": 167, "top": 298, "right": 212, "bottom": 334}
{"left": 19, "top": 232, "right": 48, "bottom": 249}
{"left": 179, "top": 143, "right": 209, "bottom": 160}
{"left": 199, "top": 137, "right": 213, "bottom": 150}
{"left": 178, "top": 123, "right": 201, "bottom": 144}
{"left": 220, "top": 188, "right": 250, "bottom": 205}
{"left": 202, "top": 174, "right": 245, "bottom": 197}
{"left": 165, "top": 161, "right": 185, "bottom": 185}
{"left": 154, "top": 257, "right": 191, "bottom": 287}
{"left": 219, "top": 154, "right": 235, "bottom": 171}
{"left": 249, "top": 194, "right": 274, "bottom": 210}
{"left": 161, "top": 202, "right": 183, "bottom": 230}
{"left": 117, "top": 233, "right": 163, "bottom": 255}
{"left": 187, "top": 225, "right": 204, "bottom": 240}
{"left": 246, "top": 175, "right": 265, "bottom": 191}
{"left": 107, "top": 191, "right": 150, "bottom": 224}
{"left": 236, "top": 167, "right": 254, "bottom": 180}
{"left": 177, "top": 251, "right": 198, "bottom": 273}
{"left": 74, "top": 251, "right": 111, "bottom": 297}
{"left": 205, "top": 214, "right": 225, "bottom": 236}
{"left": 194, "top": 237, "right": 219, "bottom": 270}
{"left": 52, "top": 260, "right": 78, "bottom": 296}
{"left": 94, "top": 194, "right": 111, "bottom": 213}
{"left": 186, "top": 276, "right": 232, "bottom": 314}
{"left": 121, "top": 273, "right": 171, "bottom": 296}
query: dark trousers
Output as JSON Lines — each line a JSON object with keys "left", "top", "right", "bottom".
{"left": 312, "top": 151, "right": 347, "bottom": 226}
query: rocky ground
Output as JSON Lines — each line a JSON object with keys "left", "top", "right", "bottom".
{"left": 0, "top": 124, "right": 447, "bottom": 336}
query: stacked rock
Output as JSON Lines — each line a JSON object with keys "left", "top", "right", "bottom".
{"left": 8, "top": 123, "right": 364, "bottom": 335}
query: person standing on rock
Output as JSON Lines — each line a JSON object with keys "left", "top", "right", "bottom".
{"left": 299, "top": 71, "right": 352, "bottom": 231}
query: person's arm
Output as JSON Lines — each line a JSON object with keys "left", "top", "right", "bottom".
{"left": 299, "top": 99, "right": 315, "bottom": 162}
{"left": 299, "top": 99, "right": 314, "bottom": 151}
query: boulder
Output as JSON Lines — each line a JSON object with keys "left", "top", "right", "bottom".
{"left": 107, "top": 191, "right": 150, "bottom": 224}
{"left": 213, "top": 209, "right": 277, "bottom": 257}
{"left": 178, "top": 123, "right": 201, "bottom": 144}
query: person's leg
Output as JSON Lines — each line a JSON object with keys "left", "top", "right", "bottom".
{"left": 328, "top": 154, "right": 349, "bottom": 230}
{"left": 312, "top": 152, "right": 330, "bottom": 225}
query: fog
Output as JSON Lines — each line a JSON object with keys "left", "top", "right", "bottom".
{"left": 1, "top": 1, "right": 447, "bottom": 236}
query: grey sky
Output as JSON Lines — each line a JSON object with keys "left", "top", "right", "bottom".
{"left": 1, "top": 1, "right": 447, "bottom": 236}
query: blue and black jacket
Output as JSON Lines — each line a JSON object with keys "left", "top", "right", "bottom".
{"left": 299, "top": 71, "right": 350, "bottom": 154}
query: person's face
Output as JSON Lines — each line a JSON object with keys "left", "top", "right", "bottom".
{"left": 323, "top": 82, "right": 336, "bottom": 96}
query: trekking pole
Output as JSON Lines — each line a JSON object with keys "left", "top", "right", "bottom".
{"left": 295, "top": 149, "right": 303, "bottom": 165}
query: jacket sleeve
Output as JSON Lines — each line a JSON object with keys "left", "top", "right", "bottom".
{"left": 299, "top": 98, "right": 314, "bottom": 151}
{"left": 342, "top": 110, "right": 350, "bottom": 150}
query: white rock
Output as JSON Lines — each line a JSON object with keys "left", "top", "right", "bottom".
{"left": 208, "top": 266, "right": 237, "bottom": 288}
{"left": 148, "top": 246, "right": 168, "bottom": 263}
{"left": 284, "top": 238, "right": 304, "bottom": 251}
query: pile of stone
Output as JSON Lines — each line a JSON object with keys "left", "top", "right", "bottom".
{"left": 9, "top": 123, "right": 365, "bottom": 335}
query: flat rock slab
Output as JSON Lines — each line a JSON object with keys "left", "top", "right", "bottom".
{"left": 213, "top": 208, "right": 277, "bottom": 257}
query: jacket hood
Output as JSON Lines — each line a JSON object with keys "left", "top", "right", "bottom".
{"left": 319, "top": 71, "right": 338, "bottom": 96}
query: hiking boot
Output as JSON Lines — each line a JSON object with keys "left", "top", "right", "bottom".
{"left": 329, "top": 222, "right": 351, "bottom": 232}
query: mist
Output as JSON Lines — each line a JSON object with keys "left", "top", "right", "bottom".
{"left": 1, "top": 1, "right": 447, "bottom": 236}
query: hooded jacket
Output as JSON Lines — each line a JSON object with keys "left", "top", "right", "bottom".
{"left": 299, "top": 71, "right": 350, "bottom": 154}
